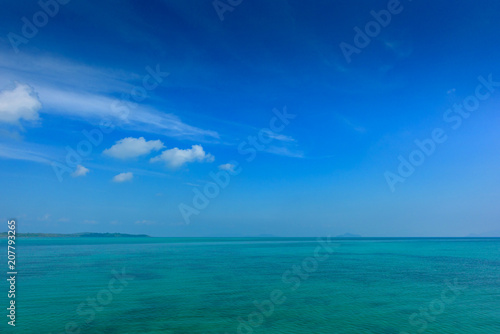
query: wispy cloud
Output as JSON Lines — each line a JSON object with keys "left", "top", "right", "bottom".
{"left": 257, "top": 129, "right": 303, "bottom": 158}
{"left": 0, "top": 142, "right": 56, "bottom": 164}
{"left": 0, "top": 54, "right": 138, "bottom": 95}
{"left": 264, "top": 146, "right": 304, "bottom": 158}
{"left": 35, "top": 85, "right": 219, "bottom": 140}
{"left": 336, "top": 114, "right": 366, "bottom": 133}
{"left": 0, "top": 54, "right": 219, "bottom": 140}
{"left": 261, "top": 129, "right": 296, "bottom": 142}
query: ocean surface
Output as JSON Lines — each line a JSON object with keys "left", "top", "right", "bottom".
{"left": 1, "top": 237, "right": 499, "bottom": 333}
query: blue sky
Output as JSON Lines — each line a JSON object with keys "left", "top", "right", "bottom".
{"left": 1, "top": 0, "right": 499, "bottom": 237}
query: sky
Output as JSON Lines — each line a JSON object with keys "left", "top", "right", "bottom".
{"left": 0, "top": 0, "right": 499, "bottom": 237}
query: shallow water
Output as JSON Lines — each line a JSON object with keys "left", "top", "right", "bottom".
{"left": 1, "top": 237, "right": 499, "bottom": 333}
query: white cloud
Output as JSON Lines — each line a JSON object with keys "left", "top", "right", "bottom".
{"left": 112, "top": 172, "right": 133, "bottom": 183}
{"left": 0, "top": 83, "right": 42, "bottom": 124}
{"left": 150, "top": 145, "right": 214, "bottom": 168}
{"left": 72, "top": 165, "right": 89, "bottom": 177}
{"left": 219, "top": 163, "right": 236, "bottom": 173}
{"left": 103, "top": 137, "right": 164, "bottom": 159}
{"left": 83, "top": 220, "right": 98, "bottom": 225}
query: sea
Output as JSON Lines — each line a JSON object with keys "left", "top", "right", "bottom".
{"left": 1, "top": 237, "right": 499, "bottom": 333}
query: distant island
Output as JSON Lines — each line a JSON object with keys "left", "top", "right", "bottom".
{"left": 0, "top": 232, "right": 150, "bottom": 238}
{"left": 335, "top": 233, "right": 362, "bottom": 238}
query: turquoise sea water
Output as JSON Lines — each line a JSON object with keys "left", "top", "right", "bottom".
{"left": 1, "top": 237, "right": 499, "bottom": 333}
